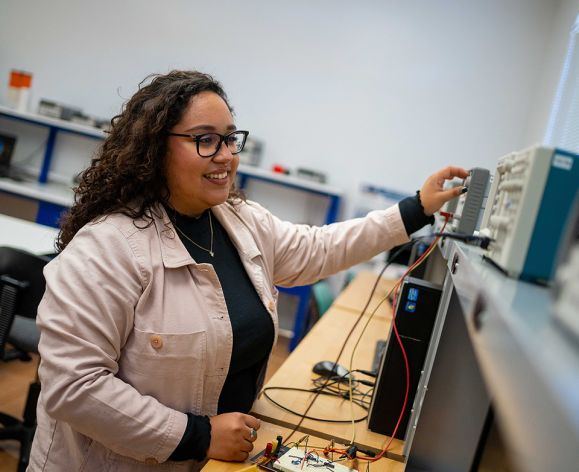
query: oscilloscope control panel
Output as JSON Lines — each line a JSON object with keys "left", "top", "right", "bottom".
{"left": 480, "top": 145, "right": 579, "bottom": 284}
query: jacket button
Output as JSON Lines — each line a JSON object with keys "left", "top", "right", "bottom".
{"left": 268, "top": 301, "right": 275, "bottom": 312}
{"left": 150, "top": 335, "right": 163, "bottom": 350}
{"left": 144, "top": 457, "right": 159, "bottom": 465}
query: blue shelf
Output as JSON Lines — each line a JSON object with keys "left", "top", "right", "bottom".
{"left": 0, "top": 106, "right": 104, "bottom": 184}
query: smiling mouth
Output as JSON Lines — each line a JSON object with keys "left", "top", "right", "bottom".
{"left": 205, "top": 171, "right": 228, "bottom": 181}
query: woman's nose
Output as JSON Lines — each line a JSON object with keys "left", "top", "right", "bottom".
{"left": 212, "top": 141, "right": 234, "bottom": 162}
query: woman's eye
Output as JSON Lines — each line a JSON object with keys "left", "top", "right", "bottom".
{"left": 198, "top": 135, "right": 217, "bottom": 145}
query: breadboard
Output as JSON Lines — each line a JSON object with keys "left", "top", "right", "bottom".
{"left": 272, "top": 447, "right": 356, "bottom": 472}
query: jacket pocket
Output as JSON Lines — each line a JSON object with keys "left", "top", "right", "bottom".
{"left": 118, "top": 328, "right": 207, "bottom": 412}
{"left": 104, "top": 448, "right": 199, "bottom": 471}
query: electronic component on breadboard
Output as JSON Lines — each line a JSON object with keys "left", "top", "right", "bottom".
{"left": 272, "top": 447, "right": 357, "bottom": 472}
{"left": 249, "top": 445, "right": 289, "bottom": 472}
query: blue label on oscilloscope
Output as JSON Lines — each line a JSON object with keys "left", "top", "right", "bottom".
{"left": 408, "top": 287, "right": 419, "bottom": 301}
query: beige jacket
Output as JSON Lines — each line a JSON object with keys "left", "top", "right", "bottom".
{"left": 29, "top": 200, "right": 408, "bottom": 471}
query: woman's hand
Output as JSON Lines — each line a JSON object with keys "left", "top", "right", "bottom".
{"left": 419, "top": 166, "right": 470, "bottom": 215}
{"left": 207, "top": 412, "right": 261, "bottom": 462}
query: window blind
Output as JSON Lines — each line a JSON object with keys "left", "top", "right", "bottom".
{"left": 545, "top": 15, "right": 579, "bottom": 153}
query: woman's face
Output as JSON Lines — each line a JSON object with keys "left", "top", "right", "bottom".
{"left": 165, "top": 91, "right": 239, "bottom": 216}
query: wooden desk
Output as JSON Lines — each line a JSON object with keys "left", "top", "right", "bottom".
{"left": 332, "top": 272, "right": 397, "bottom": 319}
{"left": 202, "top": 420, "right": 404, "bottom": 471}
{"left": 251, "top": 305, "right": 404, "bottom": 460}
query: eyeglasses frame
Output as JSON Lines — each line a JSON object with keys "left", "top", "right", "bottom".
{"left": 168, "top": 130, "right": 250, "bottom": 158}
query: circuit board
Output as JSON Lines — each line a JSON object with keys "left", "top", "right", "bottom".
{"left": 249, "top": 445, "right": 289, "bottom": 472}
{"left": 271, "top": 447, "right": 356, "bottom": 472}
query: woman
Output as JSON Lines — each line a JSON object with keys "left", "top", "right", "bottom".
{"left": 29, "top": 70, "right": 468, "bottom": 471}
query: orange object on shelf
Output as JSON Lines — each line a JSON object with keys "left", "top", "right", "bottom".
{"left": 9, "top": 70, "right": 32, "bottom": 88}
{"left": 7, "top": 69, "right": 33, "bottom": 112}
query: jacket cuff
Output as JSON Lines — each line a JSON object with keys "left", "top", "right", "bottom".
{"left": 169, "top": 414, "right": 212, "bottom": 462}
{"left": 398, "top": 193, "right": 435, "bottom": 235}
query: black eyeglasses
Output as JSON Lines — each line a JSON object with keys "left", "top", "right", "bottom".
{"left": 168, "top": 130, "right": 249, "bottom": 158}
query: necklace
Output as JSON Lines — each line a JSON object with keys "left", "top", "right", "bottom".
{"left": 172, "top": 210, "right": 215, "bottom": 257}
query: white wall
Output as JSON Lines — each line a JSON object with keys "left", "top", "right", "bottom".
{"left": 525, "top": 0, "right": 579, "bottom": 145}
{"left": 0, "top": 0, "right": 573, "bottom": 218}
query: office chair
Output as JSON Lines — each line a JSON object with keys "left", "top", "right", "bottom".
{"left": 312, "top": 281, "right": 334, "bottom": 317}
{"left": 0, "top": 246, "right": 50, "bottom": 472}
{"left": 306, "top": 280, "right": 335, "bottom": 332}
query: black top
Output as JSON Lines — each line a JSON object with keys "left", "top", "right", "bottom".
{"left": 168, "top": 207, "right": 274, "bottom": 461}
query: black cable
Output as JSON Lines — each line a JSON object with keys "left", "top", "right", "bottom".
{"left": 310, "top": 378, "right": 374, "bottom": 398}
{"left": 260, "top": 367, "right": 374, "bottom": 422}
{"left": 482, "top": 254, "right": 509, "bottom": 275}
{"left": 261, "top": 387, "right": 368, "bottom": 422}
{"left": 307, "top": 376, "right": 373, "bottom": 406}
{"left": 309, "top": 385, "right": 372, "bottom": 404}
{"left": 353, "top": 369, "right": 377, "bottom": 378}
{"left": 355, "top": 379, "right": 375, "bottom": 387}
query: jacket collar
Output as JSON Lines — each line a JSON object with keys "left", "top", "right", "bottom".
{"left": 151, "top": 204, "right": 193, "bottom": 268}
{"left": 151, "top": 202, "right": 261, "bottom": 268}
{"left": 212, "top": 204, "right": 262, "bottom": 260}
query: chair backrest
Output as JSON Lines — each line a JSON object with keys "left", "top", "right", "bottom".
{"left": 312, "top": 281, "right": 334, "bottom": 316}
{"left": 0, "top": 246, "right": 50, "bottom": 358}
{"left": 0, "top": 246, "right": 50, "bottom": 319}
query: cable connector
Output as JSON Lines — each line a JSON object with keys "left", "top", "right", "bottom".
{"left": 344, "top": 445, "right": 357, "bottom": 459}
{"left": 355, "top": 369, "right": 377, "bottom": 378}
{"left": 356, "top": 379, "right": 375, "bottom": 387}
{"left": 274, "top": 435, "right": 283, "bottom": 455}
{"left": 263, "top": 442, "right": 273, "bottom": 458}
{"left": 435, "top": 232, "right": 493, "bottom": 249}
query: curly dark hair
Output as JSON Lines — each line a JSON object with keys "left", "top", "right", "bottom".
{"left": 57, "top": 70, "right": 245, "bottom": 251}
